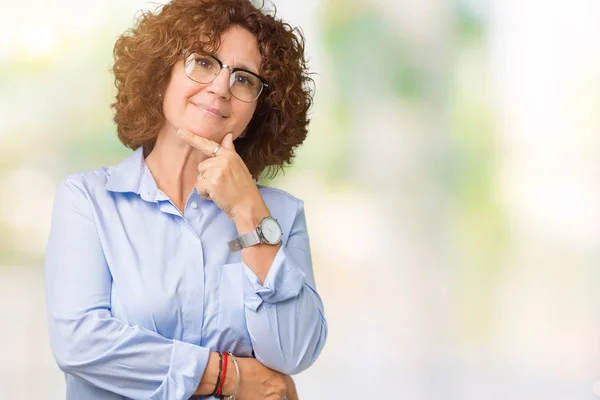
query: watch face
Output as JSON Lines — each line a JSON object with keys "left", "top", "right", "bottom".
{"left": 260, "top": 217, "right": 282, "bottom": 244}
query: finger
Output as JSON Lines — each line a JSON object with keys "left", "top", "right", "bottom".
{"left": 197, "top": 157, "right": 220, "bottom": 174}
{"left": 194, "top": 170, "right": 212, "bottom": 198}
{"left": 197, "top": 163, "right": 224, "bottom": 187}
{"left": 284, "top": 376, "right": 299, "bottom": 400}
{"left": 177, "top": 128, "right": 228, "bottom": 157}
{"left": 196, "top": 178, "right": 212, "bottom": 200}
{"left": 220, "top": 132, "right": 235, "bottom": 151}
{"left": 286, "top": 388, "right": 299, "bottom": 400}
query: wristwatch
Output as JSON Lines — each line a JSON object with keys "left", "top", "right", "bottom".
{"left": 228, "top": 216, "right": 283, "bottom": 252}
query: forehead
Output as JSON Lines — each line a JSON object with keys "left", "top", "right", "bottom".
{"left": 213, "top": 25, "right": 262, "bottom": 73}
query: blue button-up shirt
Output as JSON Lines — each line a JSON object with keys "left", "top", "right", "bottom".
{"left": 44, "top": 148, "right": 328, "bottom": 399}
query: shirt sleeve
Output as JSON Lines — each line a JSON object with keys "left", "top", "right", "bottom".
{"left": 44, "top": 178, "right": 209, "bottom": 400}
{"left": 242, "top": 199, "right": 328, "bottom": 375}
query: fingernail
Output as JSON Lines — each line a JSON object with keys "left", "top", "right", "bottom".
{"left": 177, "top": 129, "right": 188, "bottom": 137}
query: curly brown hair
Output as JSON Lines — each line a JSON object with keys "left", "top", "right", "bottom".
{"left": 111, "top": 0, "right": 313, "bottom": 179}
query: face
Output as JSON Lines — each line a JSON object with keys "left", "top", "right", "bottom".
{"left": 161, "top": 25, "right": 262, "bottom": 142}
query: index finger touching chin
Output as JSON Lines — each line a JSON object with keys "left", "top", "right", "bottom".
{"left": 177, "top": 128, "right": 219, "bottom": 156}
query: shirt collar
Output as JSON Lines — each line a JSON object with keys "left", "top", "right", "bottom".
{"left": 105, "top": 147, "right": 168, "bottom": 202}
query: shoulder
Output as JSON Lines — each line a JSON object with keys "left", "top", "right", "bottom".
{"left": 257, "top": 184, "right": 304, "bottom": 212}
{"left": 257, "top": 185, "right": 306, "bottom": 231}
{"left": 54, "top": 166, "right": 117, "bottom": 207}
{"left": 49, "top": 167, "right": 115, "bottom": 224}
{"left": 57, "top": 167, "right": 112, "bottom": 194}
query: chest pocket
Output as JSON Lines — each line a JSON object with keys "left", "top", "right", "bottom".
{"left": 217, "top": 262, "right": 253, "bottom": 351}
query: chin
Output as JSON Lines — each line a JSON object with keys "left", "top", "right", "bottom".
{"left": 186, "top": 123, "right": 227, "bottom": 141}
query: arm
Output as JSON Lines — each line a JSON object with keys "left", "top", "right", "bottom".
{"left": 44, "top": 178, "right": 211, "bottom": 400}
{"left": 234, "top": 199, "right": 328, "bottom": 375}
{"left": 175, "top": 130, "right": 328, "bottom": 376}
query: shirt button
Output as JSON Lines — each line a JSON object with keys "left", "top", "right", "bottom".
{"left": 191, "top": 201, "right": 198, "bottom": 210}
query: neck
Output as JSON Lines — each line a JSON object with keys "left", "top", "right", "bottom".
{"left": 145, "top": 125, "right": 209, "bottom": 211}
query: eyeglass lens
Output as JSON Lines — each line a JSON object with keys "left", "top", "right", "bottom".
{"left": 184, "top": 53, "right": 263, "bottom": 102}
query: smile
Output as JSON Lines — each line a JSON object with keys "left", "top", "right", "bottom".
{"left": 192, "top": 102, "right": 228, "bottom": 119}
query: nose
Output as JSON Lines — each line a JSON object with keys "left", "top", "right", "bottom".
{"left": 206, "top": 67, "right": 231, "bottom": 100}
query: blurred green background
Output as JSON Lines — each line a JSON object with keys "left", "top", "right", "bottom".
{"left": 2, "top": 0, "right": 600, "bottom": 398}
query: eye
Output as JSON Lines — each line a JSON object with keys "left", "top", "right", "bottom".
{"left": 195, "top": 56, "right": 216, "bottom": 70}
{"left": 236, "top": 75, "right": 250, "bottom": 85}
{"left": 234, "top": 72, "right": 258, "bottom": 86}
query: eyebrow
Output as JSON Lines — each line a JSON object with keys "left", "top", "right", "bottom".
{"left": 213, "top": 54, "right": 259, "bottom": 75}
{"left": 232, "top": 63, "right": 259, "bottom": 75}
{"left": 188, "top": 49, "right": 262, "bottom": 77}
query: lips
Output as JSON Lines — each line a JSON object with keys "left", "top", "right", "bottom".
{"left": 192, "top": 102, "right": 228, "bottom": 118}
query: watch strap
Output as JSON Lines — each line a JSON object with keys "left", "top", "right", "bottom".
{"left": 227, "top": 229, "right": 261, "bottom": 252}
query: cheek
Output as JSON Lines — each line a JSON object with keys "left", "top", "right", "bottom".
{"left": 232, "top": 103, "right": 257, "bottom": 129}
{"left": 163, "top": 84, "right": 202, "bottom": 121}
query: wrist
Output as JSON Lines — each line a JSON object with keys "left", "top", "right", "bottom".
{"left": 194, "top": 351, "right": 221, "bottom": 395}
{"left": 231, "top": 198, "right": 270, "bottom": 235}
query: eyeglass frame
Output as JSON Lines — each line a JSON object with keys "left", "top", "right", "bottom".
{"left": 181, "top": 49, "right": 269, "bottom": 103}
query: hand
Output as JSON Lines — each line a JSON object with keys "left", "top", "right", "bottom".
{"left": 229, "top": 357, "right": 297, "bottom": 400}
{"left": 284, "top": 375, "right": 299, "bottom": 400}
{"left": 177, "top": 129, "right": 262, "bottom": 220}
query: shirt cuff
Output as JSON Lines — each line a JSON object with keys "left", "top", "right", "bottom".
{"left": 150, "top": 339, "right": 210, "bottom": 400}
{"left": 243, "top": 245, "right": 306, "bottom": 312}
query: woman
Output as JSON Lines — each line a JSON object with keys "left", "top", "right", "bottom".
{"left": 43, "top": 0, "right": 327, "bottom": 398}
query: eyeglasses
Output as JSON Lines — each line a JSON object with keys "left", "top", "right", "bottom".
{"left": 183, "top": 50, "right": 269, "bottom": 103}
